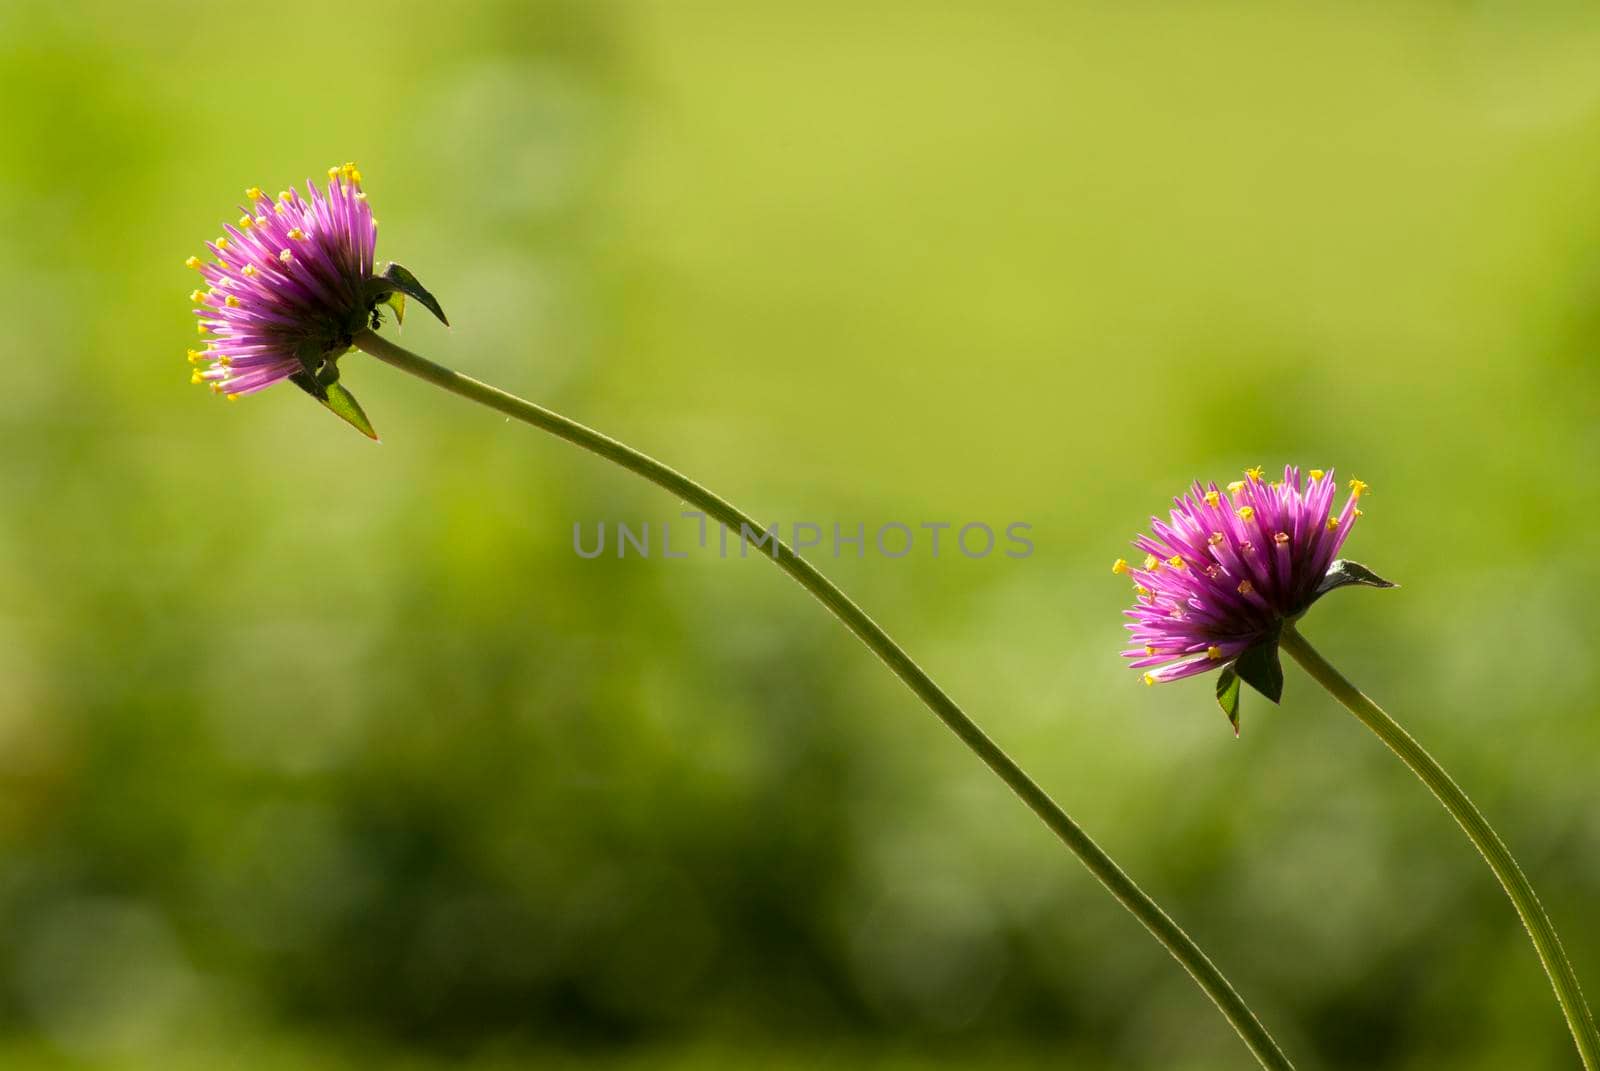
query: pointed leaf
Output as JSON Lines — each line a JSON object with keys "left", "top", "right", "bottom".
{"left": 1216, "top": 667, "right": 1242, "bottom": 736}
{"left": 1316, "top": 559, "right": 1398, "bottom": 598}
{"left": 1234, "top": 640, "right": 1283, "bottom": 704}
{"left": 319, "top": 381, "right": 379, "bottom": 440}
{"left": 377, "top": 262, "right": 448, "bottom": 326}
{"left": 381, "top": 290, "right": 407, "bottom": 326}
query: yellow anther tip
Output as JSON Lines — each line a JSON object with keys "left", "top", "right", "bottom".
{"left": 328, "top": 166, "right": 341, "bottom": 179}
{"left": 237, "top": 215, "right": 253, "bottom": 229}
{"left": 1349, "top": 478, "right": 1369, "bottom": 497}
{"left": 190, "top": 370, "right": 202, "bottom": 384}
{"left": 1326, "top": 516, "right": 1340, "bottom": 530}
{"left": 188, "top": 289, "right": 205, "bottom": 303}
{"left": 1134, "top": 584, "right": 1150, "bottom": 597}
{"left": 1245, "top": 466, "right": 1264, "bottom": 482}
{"left": 1144, "top": 645, "right": 1157, "bottom": 656}
{"left": 245, "top": 187, "right": 263, "bottom": 201}
{"left": 224, "top": 295, "right": 240, "bottom": 307}
{"left": 1236, "top": 506, "right": 1254, "bottom": 520}
{"left": 1207, "top": 646, "right": 1221, "bottom": 660}
{"left": 1309, "top": 469, "right": 1325, "bottom": 480}
{"left": 1227, "top": 480, "right": 1245, "bottom": 495}
{"left": 1167, "top": 555, "right": 1184, "bottom": 569}
{"left": 226, "top": 393, "right": 240, "bottom": 402}
{"left": 1111, "top": 558, "right": 1129, "bottom": 575}
{"left": 216, "top": 237, "right": 229, "bottom": 250}
{"left": 1142, "top": 673, "right": 1156, "bottom": 687}
{"left": 185, "top": 255, "right": 202, "bottom": 270}
{"left": 241, "top": 265, "right": 257, "bottom": 277}
{"left": 196, "top": 323, "right": 208, "bottom": 335}
{"left": 279, "top": 249, "right": 293, "bottom": 264}
{"left": 1237, "top": 580, "right": 1254, "bottom": 595}
{"left": 1143, "top": 554, "right": 1159, "bottom": 570}
{"left": 1204, "top": 490, "right": 1220, "bottom": 506}
{"left": 287, "top": 228, "right": 305, "bottom": 240}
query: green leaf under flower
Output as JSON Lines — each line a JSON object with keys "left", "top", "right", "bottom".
{"left": 1216, "top": 667, "right": 1242, "bottom": 736}
{"left": 1234, "top": 639, "right": 1283, "bottom": 704}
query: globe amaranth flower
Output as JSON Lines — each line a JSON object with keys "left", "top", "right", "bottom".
{"left": 1113, "top": 466, "right": 1394, "bottom": 724}
{"left": 183, "top": 162, "right": 446, "bottom": 438}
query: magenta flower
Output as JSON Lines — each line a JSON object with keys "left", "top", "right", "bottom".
{"left": 184, "top": 162, "right": 445, "bottom": 438}
{"left": 1115, "top": 465, "right": 1392, "bottom": 729}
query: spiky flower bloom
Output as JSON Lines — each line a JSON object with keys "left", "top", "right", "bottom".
{"left": 183, "top": 163, "right": 445, "bottom": 438}
{"left": 1114, "top": 466, "right": 1374, "bottom": 689}
{"left": 186, "top": 163, "right": 377, "bottom": 399}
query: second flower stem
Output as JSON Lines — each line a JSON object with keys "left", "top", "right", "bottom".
{"left": 1280, "top": 624, "right": 1600, "bottom": 1069}
{"left": 353, "top": 329, "right": 1294, "bottom": 1071}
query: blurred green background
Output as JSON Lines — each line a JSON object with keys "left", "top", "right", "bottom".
{"left": 3, "top": 1, "right": 1600, "bottom": 1068}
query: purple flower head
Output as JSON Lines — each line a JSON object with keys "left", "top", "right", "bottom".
{"left": 1115, "top": 466, "right": 1393, "bottom": 726}
{"left": 184, "top": 163, "right": 446, "bottom": 438}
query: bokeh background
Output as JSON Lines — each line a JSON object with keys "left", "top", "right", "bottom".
{"left": 3, "top": 1, "right": 1599, "bottom": 1068}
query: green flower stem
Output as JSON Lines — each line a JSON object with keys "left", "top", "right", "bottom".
{"left": 353, "top": 330, "right": 1294, "bottom": 1071}
{"left": 1280, "top": 624, "right": 1600, "bottom": 1069}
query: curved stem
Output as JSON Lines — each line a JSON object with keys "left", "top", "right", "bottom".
{"left": 1280, "top": 624, "right": 1599, "bottom": 1069}
{"left": 353, "top": 330, "right": 1295, "bottom": 1070}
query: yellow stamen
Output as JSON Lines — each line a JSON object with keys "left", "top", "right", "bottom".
{"left": 1309, "top": 469, "right": 1325, "bottom": 480}
{"left": 1111, "top": 558, "right": 1129, "bottom": 575}
{"left": 287, "top": 228, "right": 306, "bottom": 241}
{"left": 190, "top": 369, "right": 202, "bottom": 384}
{"left": 218, "top": 355, "right": 231, "bottom": 366}
{"left": 1236, "top": 506, "right": 1254, "bottom": 521}
{"left": 189, "top": 289, "right": 206, "bottom": 303}
{"left": 1354, "top": 507, "right": 1364, "bottom": 517}
{"left": 1208, "top": 531, "right": 1224, "bottom": 545}
{"left": 1143, "top": 554, "right": 1159, "bottom": 570}
{"left": 274, "top": 203, "right": 287, "bottom": 215}
{"left": 1207, "top": 646, "right": 1221, "bottom": 660}
{"left": 226, "top": 393, "right": 240, "bottom": 402}
{"left": 242, "top": 265, "right": 257, "bottom": 277}
{"left": 238, "top": 215, "right": 253, "bottom": 229}
{"left": 224, "top": 295, "right": 240, "bottom": 307}
{"left": 1326, "top": 516, "right": 1339, "bottom": 531}
{"left": 247, "top": 187, "right": 264, "bottom": 201}
{"left": 1349, "top": 478, "right": 1369, "bottom": 498}
{"left": 1227, "top": 480, "right": 1245, "bottom": 495}
{"left": 185, "top": 255, "right": 202, "bottom": 270}
{"left": 354, "top": 191, "right": 367, "bottom": 202}
{"left": 1145, "top": 645, "right": 1157, "bottom": 656}
{"left": 1245, "top": 465, "right": 1264, "bottom": 482}
{"left": 196, "top": 323, "right": 209, "bottom": 335}
{"left": 1134, "top": 584, "right": 1150, "bottom": 596}
{"left": 1204, "top": 490, "right": 1220, "bottom": 506}
{"left": 186, "top": 348, "right": 202, "bottom": 364}
{"left": 328, "top": 166, "right": 341, "bottom": 179}
{"left": 1167, "top": 555, "right": 1184, "bottom": 569}
{"left": 1237, "top": 579, "right": 1254, "bottom": 595}
{"left": 1142, "top": 673, "right": 1156, "bottom": 686}
{"left": 216, "top": 237, "right": 229, "bottom": 250}
{"left": 279, "top": 249, "right": 293, "bottom": 265}
{"left": 279, "top": 190, "right": 293, "bottom": 204}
